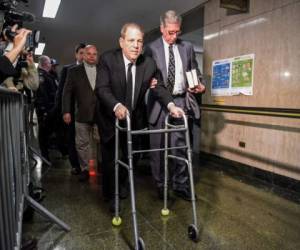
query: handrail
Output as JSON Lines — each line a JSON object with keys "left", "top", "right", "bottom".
{"left": 200, "top": 104, "right": 300, "bottom": 119}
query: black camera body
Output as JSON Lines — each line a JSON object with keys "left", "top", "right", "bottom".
{"left": 3, "top": 26, "right": 40, "bottom": 51}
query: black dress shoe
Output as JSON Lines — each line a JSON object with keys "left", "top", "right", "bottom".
{"left": 173, "top": 189, "right": 197, "bottom": 202}
{"left": 21, "top": 238, "right": 37, "bottom": 250}
{"left": 78, "top": 170, "right": 89, "bottom": 182}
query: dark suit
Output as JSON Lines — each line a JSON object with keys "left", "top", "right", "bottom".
{"left": 62, "top": 63, "right": 98, "bottom": 123}
{"left": 95, "top": 49, "right": 172, "bottom": 199}
{"left": 63, "top": 63, "right": 98, "bottom": 171}
{"left": 145, "top": 37, "right": 202, "bottom": 190}
{"left": 35, "top": 68, "right": 58, "bottom": 160}
{"left": 56, "top": 63, "right": 80, "bottom": 170}
{"left": 56, "top": 63, "right": 76, "bottom": 114}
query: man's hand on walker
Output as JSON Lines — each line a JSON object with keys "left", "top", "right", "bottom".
{"left": 168, "top": 103, "right": 185, "bottom": 118}
{"left": 115, "top": 104, "right": 129, "bottom": 120}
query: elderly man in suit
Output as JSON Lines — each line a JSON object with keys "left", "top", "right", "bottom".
{"left": 56, "top": 43, "right": 86, "bottom": 175}
{"left": 95, "top": 23, "right": 183, "bottom": 208}
{"left": 62, "top": 45, "right": 98, "bottom": 182}
{"left": 145, "top": 10, "right": 205, "bottom": 201}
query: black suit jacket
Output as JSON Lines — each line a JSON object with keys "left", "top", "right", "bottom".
{"left": 95, "top": 49, "right": 172, "bottom": 143}
{"left": 62, "top": 63, "right": 98, "bottom": 123}
{"left": 55, "top": 63, "right": 76, "bottom": 114}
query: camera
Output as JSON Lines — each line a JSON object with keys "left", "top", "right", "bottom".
{"left": 3, "top": 26, "right": 40, "bottom": 50}
{"left": 1, "top": 0, "right": 39, "bottom": 51}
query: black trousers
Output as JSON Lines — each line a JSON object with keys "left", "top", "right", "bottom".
{"left": 101, "top": 134, "right": 128, "bottom": 199}
{"left": 37, "top": 111, "right": 54, "bottom": 161}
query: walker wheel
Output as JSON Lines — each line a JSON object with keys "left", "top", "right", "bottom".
{"left": 112, "top": 216, "right": 122, "bottom": 226}
{"left": 188, "top": 224, "right": 199, "bottom": 242}
{"left": 138, "top": 237, "right": 145, "bottom": 250}
{"left": 161, "top": 208, "right": 170, "bottom": 216}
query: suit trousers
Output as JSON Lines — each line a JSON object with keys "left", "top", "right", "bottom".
{"left": 75, "top": 122, "right": 94, "bottom": 171}
{"left": 149, "top": 96, "right": 189, "bottom": 191}
{"left": 66, "top": 119, "right": 80, "bottom": 170}
{"left": 100, "top": 134, "right": 128, "bottom": 199}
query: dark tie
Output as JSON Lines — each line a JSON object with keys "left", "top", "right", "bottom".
{"left": 167, "top": 45, "right": 175, "bottom": 94}
{"left": 125, "top": 63, "right": 133, "bottom": 111}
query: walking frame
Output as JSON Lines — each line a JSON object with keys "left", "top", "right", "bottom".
{"left": 112, "top": 113, "right": 199, "bottom": 250}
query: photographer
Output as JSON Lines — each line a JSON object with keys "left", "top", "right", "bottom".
{"left": 0, "top": 25, "right": 31, "bottom": 82}
{"left": 2, "top": 49, "right": 38, "bottom": 91}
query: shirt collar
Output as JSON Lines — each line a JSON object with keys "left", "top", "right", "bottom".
{"left": 83, "top": 61, "right": 96, "bottom": 68}
{"left": 122, "top": 53, "right": 135, "bottom": 67}
{"left": 162, "top": 37, "right": 176, "bottom": 49}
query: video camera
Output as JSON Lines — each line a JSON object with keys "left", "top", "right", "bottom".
{"left": 0, "top": 0, "right": 40, "bottom": 52}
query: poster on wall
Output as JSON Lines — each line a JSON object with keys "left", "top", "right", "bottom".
{"left": 211, "top": 54, "right": 254, "bottom": 96}
{"left": 211, "top": 58, "right": 232, "bottom": 96}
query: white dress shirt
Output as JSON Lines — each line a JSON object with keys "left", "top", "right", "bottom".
{"left": 123, "top": 54, "right": 136, "bottom": 108}
{"left": 162, "top": 38, "right": 185, "bottom": 95}
{"left": 113, "top": 54, "right": 136, "bottom": 111}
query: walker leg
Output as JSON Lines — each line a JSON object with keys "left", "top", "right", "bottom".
{"left": 127, "top": 130, "right": 144, "bottom": 249}
{"left": 185, "top": 127, "right": 199, "bottom": 242}
{"left": 112, "top": 122, "right": 121, "bottom": 226}
{"left": 128, "top": 164, "right": 142, "bottom": 249}
{"left": 161, "top": 123, "right": 170, "bottom": 217}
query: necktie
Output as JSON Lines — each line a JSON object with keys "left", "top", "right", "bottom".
{"left": 126, "top": 63, "right": 133, "bottom": 111}
{"left": 167, "top": 45, "right": 175, "bottom": 94}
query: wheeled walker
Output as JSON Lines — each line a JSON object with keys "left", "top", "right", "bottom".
{"left": 112, "top": 113, "right": 199, "bottom": 250}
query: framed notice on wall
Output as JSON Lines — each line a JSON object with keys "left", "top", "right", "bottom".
{"left": 211, "top": 54, "right": 254, "bottom": 96}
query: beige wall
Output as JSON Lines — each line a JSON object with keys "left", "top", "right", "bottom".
{"left": 201, "top": 0, "right": 300, "bottom": 180}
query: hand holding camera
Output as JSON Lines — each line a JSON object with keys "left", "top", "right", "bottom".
{"left": 4, "top": 25, "right": 31, "bottom": 63}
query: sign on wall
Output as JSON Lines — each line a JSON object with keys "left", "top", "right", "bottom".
{"left": 211, "top": 54, "right": 254, "bottom": 96}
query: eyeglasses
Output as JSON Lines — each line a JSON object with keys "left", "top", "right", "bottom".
{"left": 167, "top": 30, "right": 181, "bottom": 36}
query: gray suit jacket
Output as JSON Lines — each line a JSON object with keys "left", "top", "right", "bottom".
{"left": 144, "top": 37, "right": 201, "bottom": 125}
{"left": 62, "top": 63, "right": 98, "bottom": 123}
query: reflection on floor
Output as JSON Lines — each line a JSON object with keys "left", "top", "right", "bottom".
{"left": 22, "top": 151, "right": 300, "bottom": 250}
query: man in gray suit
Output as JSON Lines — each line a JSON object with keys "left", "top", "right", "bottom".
{"left": 62, "top": 45, "right": 99, "bottom": 182}
{"left": 145, "top": 10, "right": 205, "bottom": 201}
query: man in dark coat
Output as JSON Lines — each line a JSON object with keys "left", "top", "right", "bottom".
{"left": 56, "top": 43, "right": 85, "bottom": 175}
{"left": 62, "top": 45, "right": 99, "bottom": 182}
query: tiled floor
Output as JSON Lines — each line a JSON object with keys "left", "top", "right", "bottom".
{"left": 22, "top": 152, "right": 300, "bottom": 250}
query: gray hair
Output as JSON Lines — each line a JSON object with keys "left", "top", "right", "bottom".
{"left": 85, "top": 44, "right": 98, "bottom": 52}
{"left": 38, "top": 55, "right": 50, "bottom": 67}
{"left": 120, "top": 22, "right": 144, "bottom": 38}
{"left": 160, "top": 10, "right": 182, "bottom": 27}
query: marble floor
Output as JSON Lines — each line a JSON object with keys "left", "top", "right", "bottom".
{"left": 22, "top": 151, "right": 300, "bottom": 250}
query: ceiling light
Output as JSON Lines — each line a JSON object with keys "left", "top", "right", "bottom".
{"left": 42, "top": 0, "right": 61, "bottom": 18}
{"left": 35, "top": 43, "right": 46, "bottom": 55}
